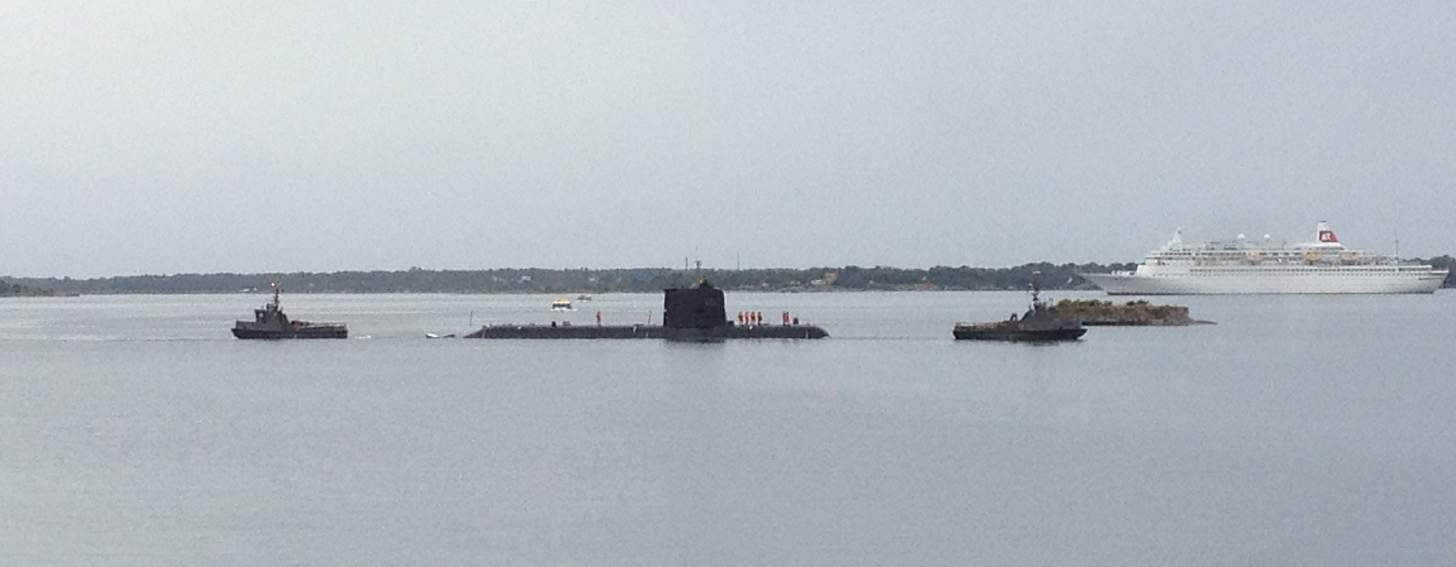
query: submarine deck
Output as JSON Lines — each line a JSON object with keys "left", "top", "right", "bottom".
{"left": 463, "top": 324, "right": 828, "bottom": 340}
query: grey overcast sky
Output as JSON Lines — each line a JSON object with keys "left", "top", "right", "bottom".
{"left": 2, "top": 1, "right": 1454, "bottom": 277}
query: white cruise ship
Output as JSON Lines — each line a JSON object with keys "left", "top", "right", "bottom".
{"left": 1083, "top": 222, "right": 1448, "bottom": 295}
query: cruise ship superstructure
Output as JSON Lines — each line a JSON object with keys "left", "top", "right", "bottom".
{"left": 1083, "top": 222, "right": 1448, "bottom": 295}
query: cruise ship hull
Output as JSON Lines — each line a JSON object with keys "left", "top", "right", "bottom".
{"left": 1084, "top": 270, "right": 1446, "bottom": 295}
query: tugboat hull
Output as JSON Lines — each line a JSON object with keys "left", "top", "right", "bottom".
{"left": 953, "top": 326, "right": 1085, "bottom": 342}
{"left": 232, "top": 327, "right": 348, "bottom": 339}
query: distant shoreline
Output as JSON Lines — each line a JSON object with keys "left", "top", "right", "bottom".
{"left": 4, "top": 263, "right": 1132, "bottom": 296}
{"left": 7, "top": 257, "right": 1451, "bottom": 296}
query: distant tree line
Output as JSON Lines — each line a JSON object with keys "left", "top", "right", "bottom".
{"left": 9, "top": 257, "right": 1451, "bottom": 296}
{"left": 1415, "top": 256, "right": 1456, "bottom": 287}
{"left": 5, "top": 262, "right": 1138, "bottom": 295}
{"left": 0, "top": 279, "right": 62, "bottom": 297}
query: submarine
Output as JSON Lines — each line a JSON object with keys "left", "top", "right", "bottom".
{"left": 463, "top": 281, "right": 828, "bottom": 340}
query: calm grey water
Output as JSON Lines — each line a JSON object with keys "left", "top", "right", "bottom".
{"left": 2, "top": 291, "right": 1454, "bottom": 566}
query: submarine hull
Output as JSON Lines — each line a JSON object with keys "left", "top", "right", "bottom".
{"left": 463, "top": 324, "right": 828, "bottom": 340}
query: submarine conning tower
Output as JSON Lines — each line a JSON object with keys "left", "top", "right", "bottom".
{"left": 663, "top": 280, "right": 728, "bottom": 330}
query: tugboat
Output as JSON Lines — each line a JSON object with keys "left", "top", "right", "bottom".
{"left": 232, "top": 281, "right": 348, "bottom": 339}
{"left": 954, "top": 272, "right": 1085, "bottom": 342}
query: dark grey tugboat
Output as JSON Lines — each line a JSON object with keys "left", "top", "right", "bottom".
{"left": 232, "top": 281, "right": 348, "bottom": 339}
{"left": 464, "top": 280, "right": 828, "bottom": 340}
{"left": 954, "top": 272, "right": 1086, "bottom": 342}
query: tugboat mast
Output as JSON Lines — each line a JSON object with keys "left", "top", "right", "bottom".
{"left": 1030, "top": 271, "right": 1043, "bottom": 308}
